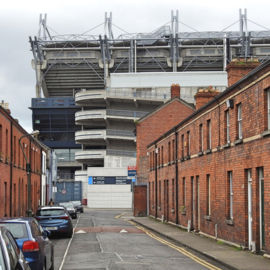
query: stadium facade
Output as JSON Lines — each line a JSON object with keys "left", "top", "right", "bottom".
{"left": 30, "top": 10, "right": 270, "bottom": 208}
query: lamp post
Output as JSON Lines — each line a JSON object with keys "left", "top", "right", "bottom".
{"left": 19, "top": 130, "right": 39, "bottom": 217}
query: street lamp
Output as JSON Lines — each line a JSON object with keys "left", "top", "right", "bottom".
{"left": 19, "top": 130, "right": 39, "bottom": 217}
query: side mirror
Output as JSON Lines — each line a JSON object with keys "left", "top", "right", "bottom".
{"left": 42, "top": 230, "right": 51, "bottom": 237}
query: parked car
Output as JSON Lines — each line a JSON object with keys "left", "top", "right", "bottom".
{"left": 70, "top": 201, "right": 84, "bottom": 213}
{"left": 35, "top": 206, "right": 73, "bottom": 238}
{"left": 0, "top": 217, "right": 54, "bottom": 270}
{"left": 0, "top": 226, "right": 31, "bottom": 270}
{"left": 59, "top": 202, "right": 77, "bottom": 219}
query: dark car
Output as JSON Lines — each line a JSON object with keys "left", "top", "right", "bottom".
{"left": 59, "top": 202, "right": 77, "bottom": 219}
{"left": 0, "top": 218, "right": 54, "bottom": 270}
{"left": 70, "top": 201, "right": 84, "bottom": 213}
{"left": 35, "top": 206, "right": 73, "bottom": 238}
{"left": 0, "top": 226, "right": 31, "bottom": 270}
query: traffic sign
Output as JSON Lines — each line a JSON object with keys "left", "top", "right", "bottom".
{"left": 61, "top": 189, "right": 67, "bottom": 195}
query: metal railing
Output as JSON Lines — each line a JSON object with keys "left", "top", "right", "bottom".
{"left": 106, "top": 129, "right": 135, "bottom": 137}
{"left": 106, "top": 109, "right": 149, "bottom": 118}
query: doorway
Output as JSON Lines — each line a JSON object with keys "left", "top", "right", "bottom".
{"left": 259, "top": 168, "right": 265, "bottom": 249}
{"left": 247, "top": 169, "right": 252, "bottom": 250}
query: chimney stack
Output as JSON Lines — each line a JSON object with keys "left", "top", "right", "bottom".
{"left": 0, "top": 101, "right": 11, "bottom": 114}
{"left": 171, "top": 84, "right": 180, "bottom": 99}
{"left": 226, "top": 58, "right": 261, "bottom": 87}
{"left": 194, "top": 86, "right": 220, "bottom": 110}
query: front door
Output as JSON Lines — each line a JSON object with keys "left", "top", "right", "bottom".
{"left": 196, "top": 176, "right": 200, "bottom": 231}
{"left": 247, "top": 169, "right": 252, "bottom": 250}
{"left": 191, "top": 177, "right": 195, "bottom": 230}
{"left": 259, "top": 168, "right": 265, "bottom": 249}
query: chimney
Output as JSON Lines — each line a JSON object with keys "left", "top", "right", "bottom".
{"left": 171, "top": 84, "right": 180, "bottom": 98}
{"left": 226, "top": 58, "right": 261, "bottom": 87}
{"left": 0, "top": 101, "right": 11, "bottom": 114}
{"left": 194, "top": 86, "right": 220, "bottom": 110}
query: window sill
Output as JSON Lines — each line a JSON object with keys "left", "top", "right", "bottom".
{"left": 204, "top": 215, "right": 211, "bottom": 221}
{"left": 158, "top": 206, "right": 161, "bottom": 210}
{"left": 180, "top": 157, "right": 184, "bottom": 162}
{"left": 198, "top": 151, "right": 203, "bottom": 156}
{"left": 222, "top": 143, "right": 230, "bottom": 149}
{"left": 171, "top": 161, "right": 176, "bottom": 165}
{"left": 226, "top": 219, "right": 234, "bottom": 225}
{"left": 181, "top": 211, "right": 186, "bottom": 215}
{"left": 261, "top": 130, "right": 270, "bottom": 137}
{"left": 234, "top": 139, "right": 243, "bottom": 145}
{"left": 205, "top": 149, "right": 212, "bottom": 154}
{"left": 151, "top": 205, "right": 155, "bottom": 209}
{"left": 171, "top": 209, "right": 175, "bottom": 213}
{"left": 184, "top": 155, "right": 190, "bottom": 161}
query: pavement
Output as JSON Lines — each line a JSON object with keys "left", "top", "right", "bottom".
{"left": 120, "top": 212, "right": 270, "bottom": 270}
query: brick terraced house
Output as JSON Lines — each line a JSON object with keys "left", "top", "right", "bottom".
{"left": 147, "top": 58, "right": 270, "bottom": 255}
{"left": 0, "top": 103, "right": 43, "bottom": 217}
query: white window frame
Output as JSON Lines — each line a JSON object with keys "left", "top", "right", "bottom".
{"left": 188, "top": 131, "right": 190, "bottom": 155}
{"left": 208, "top": 120, "right": 211, "bottom": 149}
{"left": 229, "top": 171, "right": 233, "bottom": 219}
{"left": 227, "top": 111, "right": 230, "bottom": 143}
{"left": 200, "top": 124, "right": 203, "bottom": 151}
{"left": 238, "top": 104, "right": 242, "bottom": 139}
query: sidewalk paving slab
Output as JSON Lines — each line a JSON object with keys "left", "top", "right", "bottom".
{"left": 121, "top": 214, "right": 270, "bottom": 270}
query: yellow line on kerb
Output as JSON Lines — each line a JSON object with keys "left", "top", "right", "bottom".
{"left": 116, "top": 213, "right": 221, "bottom": 270}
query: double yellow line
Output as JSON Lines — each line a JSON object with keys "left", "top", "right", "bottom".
{"left": 116, "top": 213, "right": 221, "bottom": 270}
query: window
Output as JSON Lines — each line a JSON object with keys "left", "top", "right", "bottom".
{"left": 199, "top": 124, "right": 203, "bottom": 151}
{"left": 158, "top": 147, "right": 160, "bottom": 166}
{"left": 207, "top": 120, "right": 211, "bottom": 149}
{"left": 226, "top": 111, "right": 230, "bottom": 143}
{"left": 13, "top": 136, "right": 16, "bottom": 164}
{"left": 181, "top": 134, "right": 184, "bottom": 158}
{"left": 161, "top": 146, "right": 163, "bottom": 165}
{"left": 172, "top": 140, "right": 175, "bottom": 161}
{"left": 168, "top": 142, "right": 171, "bottom": 163}
{"left": 182, "top": 177, "right": 186, "bottom": 207}
{"left": 207, "top": 175, "right": 211, "bottom": 216}
{"left": 267, "top": 90, "right": 270, "bottom": 129}
{"left": 238, "top": 104, "right": 242, "bottom": 139}
{"left": 187, "top": 131, "right": 190, "bottom": 155}
{"left": 228, "top": 171, "right": 233, "bottom": 219}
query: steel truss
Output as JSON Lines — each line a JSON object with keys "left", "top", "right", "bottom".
{"left": 30, "top": 9, "right": 270, "bottom": 98}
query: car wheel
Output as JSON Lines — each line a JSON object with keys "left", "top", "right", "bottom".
{"left": 66, "top": 230, "right": 73, "bottom": 238}
{"left": 75, "top": 213, "right": 77, "bottom": 219}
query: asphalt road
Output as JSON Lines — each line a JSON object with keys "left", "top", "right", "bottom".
{"left": 49, "top": 209, "right": 230, "bottom": 270}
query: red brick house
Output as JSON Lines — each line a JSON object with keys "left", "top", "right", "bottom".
{"left": 147, "top": 58, "right": 270, "bottom": 256}
{"left": 134, "top": 85, "right": 195, "bottom": 216}
{"left": 0, "top": 103, "right": 43, "bottom": 217}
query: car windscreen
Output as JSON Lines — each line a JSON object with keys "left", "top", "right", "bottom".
{"left": 60, "top": 203, "right": 73, "bottom": 208}
{"left": 0, "top": 223, "right": 28, "bottom": 239}
{"left": 36, "top": 209, "right": 65, "bottom": 216}
{"left": 70, "top": 201, "right": 81, "bottom": 206}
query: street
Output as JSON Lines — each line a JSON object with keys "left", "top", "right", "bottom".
{"left": 50, "top": 209, "right": 230, "bottom": 270}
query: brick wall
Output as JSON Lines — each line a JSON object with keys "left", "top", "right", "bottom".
{"left": 133, "top": 185, "right": 147, "bottom": 217}
{"left": 0, "top": 106, "right": 43, "bottom": 217}
{"left": 136, "top": 98, "right": 195, "bottom": 184}
{"left": 147, "top": 60, "right": 270, "bottom": 254}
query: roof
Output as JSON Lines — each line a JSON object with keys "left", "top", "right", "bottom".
{"left": 147, "top": 59, "right": 270, "bottom": 148}
{"left": 0, "top": 217, "right": 34, "bottom": 223}
{"left": 138, "top": 96, "right": 195, "bottom": 123}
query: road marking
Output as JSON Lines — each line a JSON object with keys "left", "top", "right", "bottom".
{"left": 59, "top": 214, "right": 80, "bottom": 270}
{"left": 115, "top": 252, "right": 124, "bottom": 262}
{"left": 75, "top": 229, "right": 86, "bottom": 234}
{"left": 116, "top": 213, "right": 222, "bottom": 270}
{"left": 120, "top": 229, "right": 127, "bottom": 233}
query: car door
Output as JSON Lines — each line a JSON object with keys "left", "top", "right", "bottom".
{"left": 3, "top": 231, "right": 28, "bottom": 270}
{"left": 30, "top": 220, "right": 51, "bottom": 270}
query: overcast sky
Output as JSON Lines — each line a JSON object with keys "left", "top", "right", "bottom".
{"left": 0, "top": 0, "right": 269, "bottom": 132}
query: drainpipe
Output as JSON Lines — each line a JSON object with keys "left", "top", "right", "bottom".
{"left": 155, "top": 143, "right": 158, "bottom": 219}
{"left": 9, "top": 121, "right": 13, "bottom": 217}
{"left": 175, "top": 128, "right": 179, "bottom": 224}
